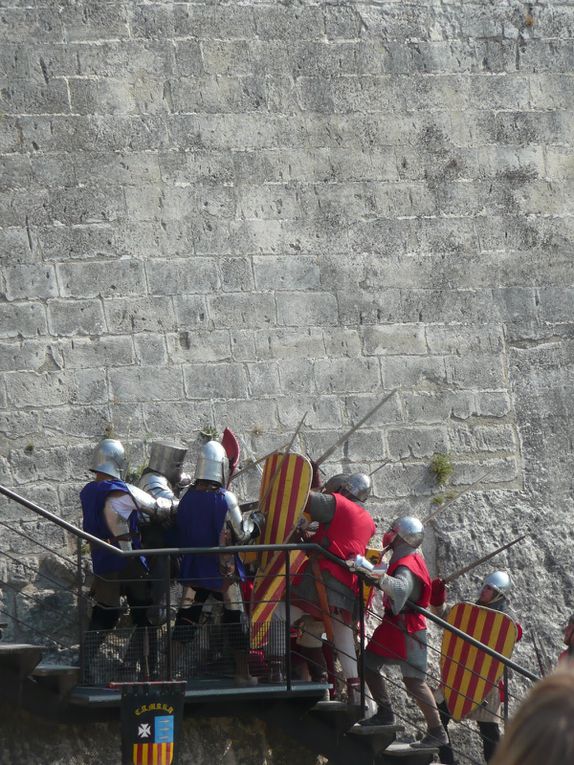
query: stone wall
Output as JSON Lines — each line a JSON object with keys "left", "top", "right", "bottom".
{"left": 0, "top": 0, "right": 573, "bottom": 759}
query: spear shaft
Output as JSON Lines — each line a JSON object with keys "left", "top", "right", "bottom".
{"left": 422, "top": 471, "right": 492, "bottom": 525}
{"left": 442, "top": 535, "right": 526, "bottom": 584}
{"left": 315, "top": 390, "right": 397, "bottom": 467}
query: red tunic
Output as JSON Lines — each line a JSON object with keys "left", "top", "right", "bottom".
{"left": 367, "top": 552, "right": 431, "bottom": 661}
{"left": 293, "top": 493, "right": 375, "bottom": 617}
{"left": 313, "top": 493, "right": 376, "bottom": 589}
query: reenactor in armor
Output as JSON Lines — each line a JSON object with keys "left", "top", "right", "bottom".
{"left": 173, "top": 440, "right": 264, "bottom": 684}
{"left": 137, "top": 442, "right": 190, "bottom": 624}
{"left": 80, "top": 438, "right": 176, "bottom": 682}
{"left": 288, "top": 472, "right": 375, "bottom": 698}
{"left": 359, "top": 516, "right": 449, "bottom": 749}
{"left": 430, "top": 570, "right": 521, "bottom": 763}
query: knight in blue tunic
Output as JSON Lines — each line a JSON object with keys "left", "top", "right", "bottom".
{"left": 81, "top": 438, "right": 175, "bottom": 683}
{"left": 173, "top": 440, "right": 264, "bottom": 684}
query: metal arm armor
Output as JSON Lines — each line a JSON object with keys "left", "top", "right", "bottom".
{"left": 224, "top": 490, "right": 260, "bottom": 544}
{"left": 137, "top": 472, "right": 178, "bottom": 506}
{"left": 125, "top": 483, "right": 175, "bottom": 522}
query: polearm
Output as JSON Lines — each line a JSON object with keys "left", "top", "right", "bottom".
{"left": 531, "top": 632, "right": 547, "bottom": 678}
{"left": 369, "top": 459, "right": 391, "bottom": 477}
{"left": 230, "top": 443, "right": 289, "bottom": 482}
{"left": 314, "top": 389, "right": 397, "bottom": 466}
{"left": 422, "top": 471, "right": 492, "bottom": 525}
{"left": 356, "top": 470, "right": 497, "bottom": 574}
{"left": 442, "top": 534, "right": 527, "bottom": 584}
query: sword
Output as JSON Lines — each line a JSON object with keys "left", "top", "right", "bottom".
{"left": 422, "top": 471, "right": 492, "bottom": 525}
{"left": 314, "top": 390, "right": 397, "bottom": 466}
{"left": 442, "top": 535, "right": 527, "bottom": 584}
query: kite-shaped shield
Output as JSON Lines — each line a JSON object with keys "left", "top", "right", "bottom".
{"left": 440, "top": 602, "right": 518, "bottom": 721}
{"left": 250, "top": 452, "right": 312, "bottom": 647}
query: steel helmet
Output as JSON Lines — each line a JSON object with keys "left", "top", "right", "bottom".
{"left": 322, "top": 473, "right": 346, "bottom": 495}
{"left": 147, "top": 441, "right": 187, "bottom": 485}
{"left": 387, "top": 516, "right": 424, "bottom": 549}
{"left": 340, "top": 473, "right": 372, "bottom": 503}
{"left": 195, "top": 440, "right": 229, "bottom": 486}
{"left": 90, "top": 438, "right": 126, "bottom": 480}
{"left": 481, "top": 570, "right": 512, "bottom": 598}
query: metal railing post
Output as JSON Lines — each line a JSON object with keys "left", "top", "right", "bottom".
{"left": 358, "top": 578, "right": 366, "bottom": 714}
{"left": 76, "top": 537, "right": 85, "bottom": 678}
{"left": 284, "top": 551, "right": 292, "bottom": 691}
{"left": 503, "top": 665, "right": 509, "bottom": 723}
{"left": 165, "top": 553, "right": 172, "bottom": 681}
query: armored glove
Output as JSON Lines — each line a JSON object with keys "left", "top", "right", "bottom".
{"left": 154, "top": 496, "right": 176, "bottom": 524}
{"left": 430, "top": 577, "right": 447, "bottom": 606}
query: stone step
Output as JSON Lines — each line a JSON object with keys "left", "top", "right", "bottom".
{"left": 31, "top": 664, "right": 80, "bottom": 697}
{"left": 0, "top": 644, "right": 46, "bottom": 676}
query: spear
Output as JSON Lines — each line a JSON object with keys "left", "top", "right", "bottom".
{"left": 314, "top": 390, "right": 397, "bottom": 467}
{"left": 422, "top": 471, "right": 492, "bottom": 525}
{"left": 531, "top": 632, "right": 547, "bottom": 678}
{"left": 442, "top": 534, "right": 527, "bottom": 584}
{"left": 369, "top": 459, "right": 391, "bottom": 477}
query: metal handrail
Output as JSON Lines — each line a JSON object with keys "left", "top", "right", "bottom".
{"left": 0, "top": 482, "right": 538, "bottom": 684}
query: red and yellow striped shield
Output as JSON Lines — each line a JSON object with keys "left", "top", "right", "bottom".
{"left": 250, "top": 452, "right": 312, "bottom": 647}
{"left": 440, "top": 602, "right": 518, "bottom": 721}
{"left": 133, "top": 742, "right": 174, "bottom": 765}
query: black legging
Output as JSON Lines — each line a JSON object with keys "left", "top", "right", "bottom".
{"left": 438, "top": 699, "right": 500, "bottom": 763}
{"left": 174, "top": 589, "right": 246, "bottom": 648}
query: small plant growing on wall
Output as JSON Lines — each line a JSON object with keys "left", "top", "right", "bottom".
{"left": 429, "top": 452, "right": 456, "bottom": 505}
{"left": 200, "top": 425, "right": 219, "bottom": 441}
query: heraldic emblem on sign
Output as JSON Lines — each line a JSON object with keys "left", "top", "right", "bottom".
{"left": 440, "top": 602, "right": 518, "bottom": 721}
{"left": 132, "top": 713, "right": 175, "bottom": 765}
{"left": 250, "top": 452, "right": 312, "bottom": 648}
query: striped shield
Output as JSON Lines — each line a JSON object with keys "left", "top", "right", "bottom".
{"left": 441, "top": 602, "right": 518, "bottom": 721}
{"left": 250, "top": 452, "right": 312, "bottom": 648}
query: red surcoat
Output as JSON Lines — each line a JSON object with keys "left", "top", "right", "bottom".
{"left": 367, "top": 551, "right": 431, "bottom": 661}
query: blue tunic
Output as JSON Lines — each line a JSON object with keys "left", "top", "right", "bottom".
{"left": 177, "top": 487, "right": 234, "bottom": 591}
{"left": 80, "top": 480, "right": 141, "bottom": 575}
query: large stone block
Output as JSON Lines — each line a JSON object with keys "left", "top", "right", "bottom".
{"left": 0, "top": 303, "right": 47, "bottom": 338}
{"left": 314, "top": 357, "right": 381, "bottom": 394}
{"left": 146, "top": 258, "right": 219, "bottom": 295}
{"left": 208, "top": 293, "right": 276, "bottom": 329}
{"left": 239, "top": 360, "right": 281, "bottom": 397}
{"left": 387, "top": 425, "right": 450, "bottom": 461}
{"left": 183, "top": 362, "right": 248, "bottom": 400}
{"left": 109, "top": 367, "right": 184, "bottom": 402}
{"left": 58, "top": 260, "right": 145, "bottom": 298}
{"left": 277, "top": 292, "right": 338, "bottom": 327}
{"left": 5, "top": 264, "right": 58, "bottom": 301}
{"left": 58, "top": 336, "right": 134, "bottom": 369}
{"left": 166, "top": 330, "right": 231, "bottom": 363}
{"left": 362, "top": 324, "right": 427, "bottom": 356}
{"left": 48, "top": 298, "right": 106, "bottom": 336}
{"left": 6, "top": 370, "right": 79, "bottom": 408}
